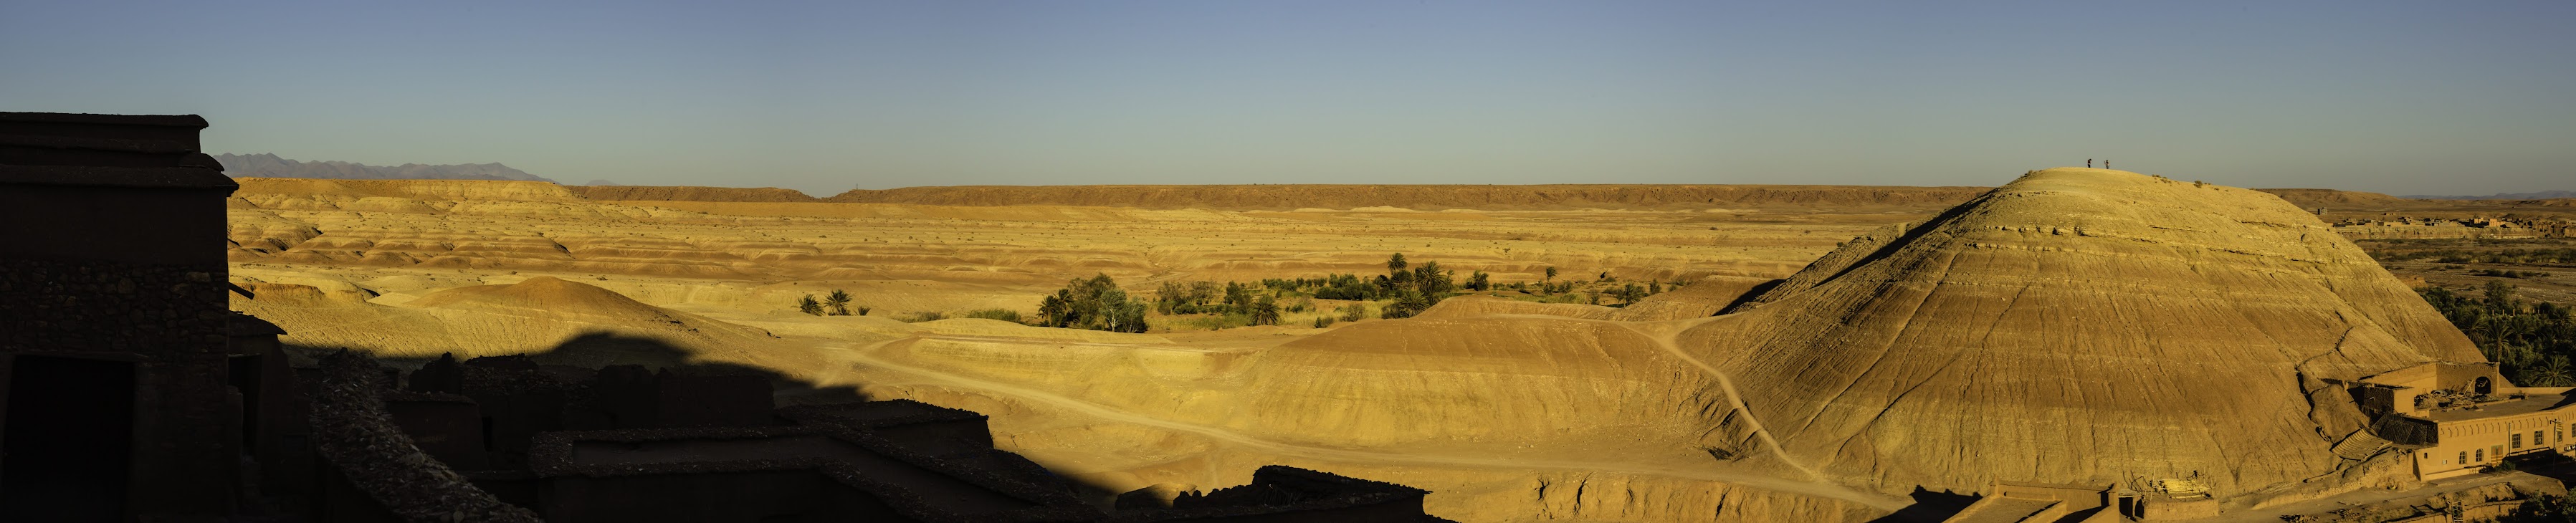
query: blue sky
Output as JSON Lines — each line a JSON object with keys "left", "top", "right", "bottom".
{"left": 6, "top": 1, "right": 2570, "bottom": 196}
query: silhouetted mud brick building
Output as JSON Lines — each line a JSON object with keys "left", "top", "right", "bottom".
{"left": 0, "top": 112, "right": 267, "bottom": 521}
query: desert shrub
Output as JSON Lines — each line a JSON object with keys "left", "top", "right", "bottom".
{"left": 2503, "top": 494, "right": 2576, "bottom": 522}
{"left": 797, "top": 294, "right": 823, "bottom": 315}
{"left": 900, "top": 311, "right": 947, "bottom": 322}
{"left": 1157, "top": 281, "right": 1225, "bottom": 315}
{"left": 1312, "top": 316, "right": 1337, "bottom": 328}
{"left": 1287, "top": 297, "right": 1313, "bottom": 313}
{"left": 961, "top": 308, "right": 1024, "bottom": 323}
{"left": 1338, "top": 303, "right": 1368, "bottom": 322}
{"left": 2476, "top": 269, "right": 2549, "bottom": 278}
{"left": 1380, "top": 289, "right": 1434, "bottom": 319}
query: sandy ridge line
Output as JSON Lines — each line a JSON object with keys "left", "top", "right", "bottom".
{"left": 827, "top": 338, "right": 1910, "bottom": 512}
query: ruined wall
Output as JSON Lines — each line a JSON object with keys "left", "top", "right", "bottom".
{"left": 307, "top": 352, "right": 541, "bottom": 522}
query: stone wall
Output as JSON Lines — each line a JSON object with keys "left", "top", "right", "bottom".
{"left": 307, "top": 351, "right": 541, "bottom": 523}
{"left": 0, "top": 256, "right": 229, "bottom": 355}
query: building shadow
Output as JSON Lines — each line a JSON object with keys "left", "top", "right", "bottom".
{"left": 281, "top": 331, "right": 1445, "bottom": 522}
{"left": 1866, "top": 486, "right": 1979, "bottom": 523}
{"left": 284, "top": 331, "right": 869, "bottom": 406}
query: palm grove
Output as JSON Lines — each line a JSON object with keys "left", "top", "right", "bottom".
{"left": 2423, "top": 282, "right": 2576, "bottom": 386}
{"left": 792, "top": 251, "right": 1681, "bottom": 334}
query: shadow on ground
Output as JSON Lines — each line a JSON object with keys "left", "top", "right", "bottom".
{"left": 282, "top": 331, "right": 1150, "bottom": 504}
{"left": 1867, "top": 486, "right": 1978, "bottom": 523}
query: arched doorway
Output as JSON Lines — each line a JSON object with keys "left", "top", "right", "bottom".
{"left": 2476, "top": 376, "right": 2495, "bottom": 395}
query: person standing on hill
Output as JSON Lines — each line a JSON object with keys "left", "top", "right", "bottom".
{"left": 2104, "top": 159, "right": 2111, "bottom": 169}
{"left": 2087, "top": 159, "right": 2094, "bottom": 168}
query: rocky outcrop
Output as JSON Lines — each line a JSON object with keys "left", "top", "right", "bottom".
{"left": 309, "top": 351, "right": 543, "bottom": 522}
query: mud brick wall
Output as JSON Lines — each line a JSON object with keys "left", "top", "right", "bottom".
{"left": 0, "top": 256, "right": 229, "bottom": 354}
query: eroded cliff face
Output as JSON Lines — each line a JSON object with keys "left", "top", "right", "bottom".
{"left": 1689, "top": 168, "right": 2483, "bottom": 496}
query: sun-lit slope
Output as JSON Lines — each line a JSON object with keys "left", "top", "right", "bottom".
{"left": 869, "top": 312, "right": 1727, "bottom": 453}
{"left": 1224, "top": 317, "right": 1720, "bottom": 448}
{"left": 1684, "top": 168, "right": 2484, "bottom": 495}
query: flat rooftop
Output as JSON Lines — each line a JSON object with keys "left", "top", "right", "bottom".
{"left": 2427, "top": 393, "right": 2576, "bottom": 422}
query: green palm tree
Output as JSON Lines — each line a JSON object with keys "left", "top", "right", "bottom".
{"left": 825, "top": 289, "right": 854, "bottom": 316}
{"left": 2529, "top": 356, "right": 2575, "bottom": 387}
{"left": 797, "top": 294, "right": 823, "bottom": 316}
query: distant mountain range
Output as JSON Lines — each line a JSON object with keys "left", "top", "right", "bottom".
{"left": 2401, "top": 190, "right": 2576, "bottom": 200}
{"left": 212, "top": 153, "right": 555, "bottom": 183}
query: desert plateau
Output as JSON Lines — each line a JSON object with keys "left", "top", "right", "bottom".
{"left": 12, "top": 3, "right": 2575, "bottom": 522}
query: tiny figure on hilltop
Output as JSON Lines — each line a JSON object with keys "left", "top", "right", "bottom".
{"left": 2105, "top": 159, "right": 2112, "bottom": 170}
{"left": 2087, "top": 159, "right": 2094, "bottom": 168}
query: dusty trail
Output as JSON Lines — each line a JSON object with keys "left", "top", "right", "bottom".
{"left": 1612, "top": 318, "right": 1827, "bottom": 482}
{"left": 826, "top": 337, "right": 1911, "bottom": 512}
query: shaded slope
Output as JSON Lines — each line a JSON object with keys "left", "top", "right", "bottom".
{"left": 1686, "top": 168, "right": 2482, "bottom": 495}
{"left": 234, "top": 277, "right": 790, "bottom": 368}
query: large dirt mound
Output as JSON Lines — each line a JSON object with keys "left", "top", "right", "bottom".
{"left": 408, "top": 276, "right": 686, "bottom": 320}
{"left": 1689, "top": 168, "right": 2482, "bottom": 495}
{"left": 824, "top": 184, "right": 1990, "bottom": 211}
{"left": 566, "top": 185, "right": 819, "bottom": 202}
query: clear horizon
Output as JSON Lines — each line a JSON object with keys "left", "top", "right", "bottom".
{"left": 6, "top": 1, "right": 2570, "bottom": 196}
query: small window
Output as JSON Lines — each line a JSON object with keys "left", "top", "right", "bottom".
{"left": 2461, "top": 451, "right": 2469, "bottom": 464}
{"left": 2514, "top": 433, "right": 2524, "bottom": 449}
{"left": 2477, "top": 448, "right": 2486, "bottom": 462}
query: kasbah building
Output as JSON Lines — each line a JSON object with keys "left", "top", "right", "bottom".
{"left": 2351, "top": 362, "right": 2576, "bottom": 480}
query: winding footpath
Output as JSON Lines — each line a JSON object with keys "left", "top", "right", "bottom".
{"left": 824, "top": 337, "right": 1911, "bottom": 512}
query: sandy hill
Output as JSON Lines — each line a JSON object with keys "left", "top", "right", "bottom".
{"left": 1693, "top": 168, "right": 2482, "bottom": 494}
{"left": 823, "top": 184, "right": 1992, "bottom": 211}
{"left": 565, "top": 185, "right": 819, "bottom": 202}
